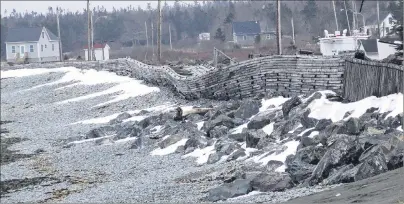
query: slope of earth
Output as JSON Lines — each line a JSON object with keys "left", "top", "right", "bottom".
{"left": 283, "top": 167, "right": 404, "bottom": 204}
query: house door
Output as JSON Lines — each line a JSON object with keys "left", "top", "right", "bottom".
{"left": 20, "top": 46, "right": 25, "bottom": 54}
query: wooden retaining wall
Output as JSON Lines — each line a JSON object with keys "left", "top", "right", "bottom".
{"left": 344, "top": 58, "right": 403, "bottom": 101}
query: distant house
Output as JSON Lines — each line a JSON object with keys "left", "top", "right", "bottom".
{"left": 232, "top": 21, "right": 275, "bottom": 47}
{"left": 5, "top": 26, "right": 60, "bottom": 63}
{"left": 364, "top": 12, "right": 396, "bottom": 38}
{"left": 359, "top": 39, "right": 379, "bottom": 60}
{"left": 198, "top": 33, "right": 210, "bottom": 41}
{"left": 83, "top": 43, "right": 110, "bottom": 61}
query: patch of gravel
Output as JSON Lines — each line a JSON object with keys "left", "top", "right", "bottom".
{"left": 0, "top": 69, "right": 221, "bottom": 203}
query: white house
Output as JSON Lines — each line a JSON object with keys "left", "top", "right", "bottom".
{"left": 5, "top": 26, "right": 60, "bottom": 63}
{"left": 198, "top": 33, "right": 210, "bottom": 41}
{"left": 364, "top": 12, "right": 396, "bottom": 38}
{"left": 83, "top": 43, "right": 110, "bottom": 61}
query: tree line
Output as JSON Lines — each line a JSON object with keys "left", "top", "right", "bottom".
{"left": 1, "top": 0, "right": 401, "bottom": 58}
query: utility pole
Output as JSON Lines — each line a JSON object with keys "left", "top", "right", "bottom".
{"left": 352, "top": 0, "right": 356, "bottom": 32}
{"left": 276, "top": 0, "right": 281, "bottom": 55}
{"left": 91, "top": 13, "right": 95, "bottom": 61}
{"left": 332, "top": 0, "right": 339, "bottom": 31}
{"left": 145, "top": 21, "right": 148, "bottom": 48}
{"left": 157, "top": 0, "right": 162, "bottom": 63}
{"left": 377, "top": 0, "right": 380, "bottom": 38}
{"left": 343, "top": 0, "right": 351, "bottom": 35}
{"left": 87, "top": 0, "right": 91, "bottom": 61}
{"left": 151, "top": 22, "right": 155, "bottom": 59}
{"left": 169, "top": 23, "right": 172, "bottom": 50}
{"left": 56, "top": 8, "right": 63, "bottom": 62}
{"left": 291, "top": 17, "right": 295, "bottom": 46}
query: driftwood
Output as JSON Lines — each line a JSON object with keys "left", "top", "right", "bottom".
{"left": 174, "top": 107, "right": 213, "bottom": 121}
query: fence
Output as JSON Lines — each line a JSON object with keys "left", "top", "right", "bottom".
{"left": 344, "top": 58, "right": 403, "bottom": 101}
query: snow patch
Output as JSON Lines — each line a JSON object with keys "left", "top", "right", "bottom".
{"left": 196, "top": 121, "right": 204, "bottom": 131}
{"left": 308, "top": 93, "right": 403, "bottom": 122}
{"left": 150, "top": 138, "right": 188, "bottom": 156}
{"left": 397, "top": 126, "right": 403, "bottom": 132}
{"left": 151, "top": 126, "right": 163, "bottom": 133}
{"left": 308, "top": 131, "right": 319, "bottom": 138}
{"left": 260, "top": 96, "right": 289, "bottom": 112}
{"left": 230, "top": 123, "right": 248, "bottom": 134}
{"left": 1, "top": 67, "right": 74, "bottom": 79}
{"left": 288, "top": 124, "right": 303, "bottom": 133}
{"left": 262, "top": 122, "right": 275, "bottom": 135}
{"left": 183, "top": 144, "right": 216, "bottom": 165}
{"left": 298, "top": 128, "right": 315, "bottom": 136}
{"left": 227, "top": 191, "right": 262, "bottom": 200}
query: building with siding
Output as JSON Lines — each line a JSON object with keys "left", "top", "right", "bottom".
{"left": 5, "top": 27, "right": 60, "bottom": 63}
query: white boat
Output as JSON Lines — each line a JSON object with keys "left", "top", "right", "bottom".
{"left": 319, "top": 29, "right": 370, "bottom": 56}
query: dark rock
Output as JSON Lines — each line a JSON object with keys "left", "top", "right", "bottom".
{"left": 113, "top": 124, "right": 143, "bottom": 140}
{"left": 34, "top": 149, "right": 45, "bottom": 154}
{"left": 286, "top": 160, "right": 316, "bottom": 184}
{"left": 227, "top": 149, "right": 246, "bottom": 161}
{"left": 206, "top": 179, "right": 252, "bottom": 202}
{"left": 216, "top": 142, "right": 239, "bottom": 155}
{"left": 343, "top": 111, "right": 353, "bottom": 119}
{"left": 301, "top": 92, "right": 322, "bottom": 109}
{"left": 251, "top": 172, "right": 293, "bottom": 192}
{"left": 234, "top": 99, "right": 261, "bottom": 120}
{"left": 207, "top": 152, "right": 223, "bottom": 164}
{"left": 203, "top": 115, "right": 240, "bottom": 134}
{"left": 340, "top": 118, "right": 361, "bottom": 135}
{"left": 266, "top": 160, "right": 284, "bottom": 171}
{"left": 300, "top": 136, "right": 316, "bottom": 148}
{"left": 307, "top": 134, "right": 360, "bottom": 185}
{"left": 301, "top": 110, "right": 318, "bottom": 128}
{"left": 228, "top": 132, "right": 246, "bottom": 142}
{"left": 282, "top": 96, "right": 302, "bottom": 118}
{"left": 247, "top": 115, "right": 271, "bottom": 129}
{"left": 109, "top": 112, "right": 132, "bottom": 124}
{"left": 185, "top": 147, "right": 196, "bottom": 154}
{"left": 315, "top": 119, "right": 332, "bottom": 131}
{"left": 158, "top": 134, "right": 183, "bottom": 149}
{"left": 295, "top": 146, "right": 326, "bottom": 165}
{"left": 85, "top": 126, "right": 116, "bottom": 139}
{"left": 246, "top": 129, "right": 267, "bottom": 148}
{"left": 129, "top": 137, "right": 142, "bottom": 149}
{"left": 175, "top": 145, "right": 185, "bottom": 153}
{"left": 366, "top": 107, "right": 379, "bottom": 113}
{"left": 323, "top": 164, "right": 358, "bottom": 185}
{"left": 183, "top": 136, "right": 208, "bottom": 150}
{"left": 209, "top": 125, "right": 229, "bottom": 138}
{"left": 355, "top": 149, "right": 388, "bottom": 181}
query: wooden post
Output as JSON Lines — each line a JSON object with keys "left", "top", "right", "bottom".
{"left": 56, "top": 8, "right": 63, "bottom": 62}
{"left": 87, "top": 0, "right": 91, "bottom": 61}
{"left": 291, "top": 17, "right": 295, "bottom": 46}
{"left": 145, "top": 21, "right": 148, "bottom": 48}
{"left": 151, "top": 22, "right": 155, "bottom": 60}
{"left": 377, "top": 0, "right": 380, "bottom": 38}
{"left": 276, "top": 0, "right": 282, "bottom": 55}
{"left": 169, "top": 23, "right": 172, "bottom": 50}
{"left": 402, "top": 0, "right": 403, "bottom": 131}
{"left": 332, "top": 0, "right": 339, "bottom": 31}
{"left": 157, "top": 0, "right": 161, "bottom": 63}
{"left": 343, "top": 0, "right": 351, "bottom": 35}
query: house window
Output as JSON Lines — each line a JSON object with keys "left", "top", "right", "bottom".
{"left": 41, "top": 45, "right": 43, "bottom": 51}
{"left": 20, "top": 45, "right": 25, "bottom": 54}
{"left": 266, "top": 34, "right": 271, "bottom": 40}
{"left": 30, "top": 45, "right": 34, "bottom": 52}
{"left": 42, "top": 32, "right": 44, "bottom": 38}
{"left": 243, "top": 35, "right": 246, "bottom": 40}
{"left": 11, "top": 46, "right": 15, "bottom": 53}
{"left": 389, "top": 17, "right": 393, "bottom": 24}
{"left": 45, "top": 44, "right": 47, "bottom": 49}
{"left": 386, "top": 27, "right": 390, "bottom": 34}
{"left": 52, "top": 44, "right": 54, "bottom": 51}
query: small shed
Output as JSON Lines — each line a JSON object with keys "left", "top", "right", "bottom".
{"left": 83, "top": 43, "right": 110, "bottom": 61}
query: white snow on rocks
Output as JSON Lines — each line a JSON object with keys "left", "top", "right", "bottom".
{"left": 196, "top": 121, "right": 204, "bottom": 131}
{"left": 298, "top": 128, "right": 315, "bottom": 136}
{"left": 308, "top": 131, "right": 319, "bottom": 138}
{"left": 3, "top": 67, "right": 160, "bottom": 107}
{"left": 150, "top": 138, "right": 188, "bottom": 156}
{"left": 260, "top": 96, "right": 289, "bottom": 112}
{"left": 182, "top": 144, "right": 216, "bottom": 165}
{"left": 308, "top": 93, "right": 403, "bottom": 122}
{"left": 230, "top": 123, "right": 248, "bottom": 134}
{"left": 262, "top": 122, "right": 275, "bottom": 135}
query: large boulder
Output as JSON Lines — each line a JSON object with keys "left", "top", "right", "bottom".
{"left": 322, "top": 164, "right": 358, "bottom": 185}
{"left": 109, "top": 112, "right": 132, "bottom": 124}
{"left": 209, "top": 125, "right": 229, "bottom": 138}
{"left": 307, "top": 134, "right": 360, "bottom": 185}
{"left": 158, "top": 134, "right": 183, "bottom": 149}
{"left": 85, "top": 126, "right": 116, "bottom": 139}
{"left": 207, "top": 152, "right": 223, "bottom": 164}
{"left": 203, "top": 115, "right": 243, "bottom": 135}
{"left": 206, "top": 179, "right": 252, "bottom": 202}
{"left": 251, "top": 172, "right": 293, "bottom": 192}
{"left": 226, "top": 149, "right": 247, "bottom": 161}
{"left": 301, "top": 92, "right": 322, "bottom": 109}
{"left": 338, "top": 117, "right": 361, "bottom": 135}
{"left": 246, "top": 129, "right": 267, "bottom": 148}
{"left": 113, "top": 124, "right": 143, "bottom": 140}
{"left": 215, "top": 141, "right": 239, "bottom": 155}
{"left": 301, "top": 110, "right": 318, "bottom": 128}
{"left": 247, "top": 110, "right": 282, "bottom": 130}
{"left": 315, "top": 119, "right": 333, "bottom": 131}
{"left": 286, "top": 159, "right": 316, "bottom": 184}
{"left": 282, "top": 96, "right": 302, "bottom": 118}
{"left": 228, "top": 132, "right": 246, "bottom": 142}
{"left": 295, "top": 146, "right": 326, "bottom": 165}
{"left": 184, "top": 136, "right": 208, "bottom": 150}
{"left": 354, "top": 147, "right": 388, "bottom": 181}
{"left": 234, "top": 99, "right": 261, "bottom": 120}
{"left": 266, "top": 160, "right": 284, "bottom": 171}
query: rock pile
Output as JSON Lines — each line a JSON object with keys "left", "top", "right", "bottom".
{"left": 76, "top": 91, "right": 403, "bottom": 202}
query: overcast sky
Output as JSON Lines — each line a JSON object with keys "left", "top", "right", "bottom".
{"left": 0, "top": 1, "right": 180, "bottom": 15}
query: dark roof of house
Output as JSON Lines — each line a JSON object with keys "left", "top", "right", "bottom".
{"left": 5, "top": 27, "right": 59, "bottom": 42}
{"left": 84, "top": 43, "right": 108, "bottom": 49}
{"left": 232, "top": 21, "right": 261, "bottom": 35}
{"left": 365, "top": 12, "right": 391, "bottom": 25}
{"left": 360, "top": 39, "right": 378, "bottom": 53}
